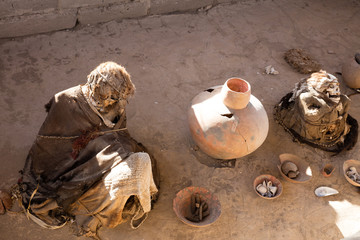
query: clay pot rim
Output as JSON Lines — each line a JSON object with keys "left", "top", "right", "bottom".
{"left": 223, "top": 77, "right": 251, "bottom": 94}
{"left": 253, "top": 174, "right": 283, "bottom": 199}
{"left": 221, "top": 77, "right": 252, "bottom": 109}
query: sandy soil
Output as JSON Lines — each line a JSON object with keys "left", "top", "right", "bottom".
{"left": 1, "top": 0, "right": 360, "bottom": 239}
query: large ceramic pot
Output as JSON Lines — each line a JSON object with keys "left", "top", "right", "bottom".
{"left": 342, "top": 54, "right": 360, "bottom": 89}
{"left": 188, "top": 78, "right": 269, "bottom": 160}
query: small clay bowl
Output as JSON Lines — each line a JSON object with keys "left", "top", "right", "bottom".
{"left": 173, "top": 186, "right": 221, "bottom": 227}
{"left": 278, "top": 153, "right": 312, "bottom": 183}
{"left": 253, "top": 174, "right": 282, "bottom": 199}
{"left": 322, "top": 163, "right": 335, "bottom": 177}
{"left": 343, "top": 159, "right": 360, "bottom": 187}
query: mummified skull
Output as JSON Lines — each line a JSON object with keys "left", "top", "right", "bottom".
{"left": 82, "top": 62, "right": 135, "bottom": 126}
{"left": 87, "top": 62, "right": 135, "bottom": 112}
{"left": 306, "top": 71, "right": 340, "bottom": 102}
{"left": 274, "top": 70, "right": 358, "bottom": 152}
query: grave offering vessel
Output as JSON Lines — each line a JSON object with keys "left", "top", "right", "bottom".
{"left": 188, "top": 78, "right": 269, "bottom": 159}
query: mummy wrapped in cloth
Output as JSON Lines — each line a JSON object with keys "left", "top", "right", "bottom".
{"left": 274, "top": 70, "right": 358, "bottom": 153}
{"left": 14, "top": 62, "right": 160, "bottom": 238}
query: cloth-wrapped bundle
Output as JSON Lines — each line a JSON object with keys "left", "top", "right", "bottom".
{"left": 274, "top": 70, "right": 358, "bottom": 153}
{"left": 17, "top": 62, "right": 159, "bottom": 238}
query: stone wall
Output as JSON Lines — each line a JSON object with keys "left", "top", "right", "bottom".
{"left": 0, "top": 0, "right": 239, "bottom": 38}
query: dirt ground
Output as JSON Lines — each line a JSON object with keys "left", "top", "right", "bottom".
{"left": 1, "top": 0, "right": 360, "bottom": 239}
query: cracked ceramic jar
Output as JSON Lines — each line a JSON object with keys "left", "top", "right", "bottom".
{"left": 188, "top": 77, "right": 269, "bottom": 159}
{"left": 342, "top": 53, "right": 360, "bottom": 89}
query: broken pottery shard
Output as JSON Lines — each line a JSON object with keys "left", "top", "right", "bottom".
{"left": 281, "top": 161, "right": 298, "bottom": 175}
{"left": 349, "top": 166, "right": 358, "bottom": 174}
{"left": 268, "top": 185, "right": 278, "bottom": 196}
{"left": 346, "top": 167, "right": 360, "bottom": 183}
{"left": 256, "top": 180, "right": 277, "bottom": 197}
{"left": 265, "top": 65, "right": 279, "bottom": 75}
{"left": 315, "top": 186, "right": 339, "bottom": 197}
{"left": 256, "top": 183, "right": 267, "bottom": 195}
{"left": 287, "top": 171, "right": 299, "bottom": 179}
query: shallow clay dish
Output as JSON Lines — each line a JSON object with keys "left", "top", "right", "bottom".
{"left": 278, "top": 153, "right": 312, "bottom": 183}
{"left": 343, "top": 159, "right": 360, "bottom": 187}
{"left": 253, "top": 174, "right": 283, "bottom": 199}
{"left": 173, "top": 186, "right": 221, "bottom": 227}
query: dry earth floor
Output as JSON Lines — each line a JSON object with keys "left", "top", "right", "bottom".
{"left": 1, "top": 0, "right": 360, "bottom": 239}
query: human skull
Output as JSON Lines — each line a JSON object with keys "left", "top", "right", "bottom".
{"left": 86, "top": 62, "right": 135, "bottom": 114}
{"left": 306, "top": 70, "right": 340, "bottom": 101}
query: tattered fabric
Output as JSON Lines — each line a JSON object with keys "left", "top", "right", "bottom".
{"left": 18, "top": 85, "right": 159, "bottom": 237}
{"left": 274, "top": 90, "right": 358, "bottom": 153}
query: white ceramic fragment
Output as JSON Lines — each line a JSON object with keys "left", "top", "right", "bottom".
{"left": 268, "top": 186, "right": 278, "bottom": 196}
{"left": 346, "top": 166, "right": 360, "bottom": 183}
{"left": 265, "top": 65, "right": 279, "bottom": 75}
{"left": 253, "top": 175, "right": 283, "bottom": 199}
{"left": 256, "top": 184, "right": 267, "bottom": 195}
{"left": 349, "top": 167, "right": 358, "bottom": 174}
{"left": 256, "top": 180, "right": 277, "bottom": 197}
{"left": 315, "top": 186, "right": 339, "bottom": 197}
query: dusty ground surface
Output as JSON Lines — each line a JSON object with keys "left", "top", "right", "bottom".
{"left": 1, "top": 0, "right": 360, "bottom": 239}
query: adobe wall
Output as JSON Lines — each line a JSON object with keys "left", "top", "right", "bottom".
{"left": 0, "top": 0, "right": 241, "bottom": 38}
